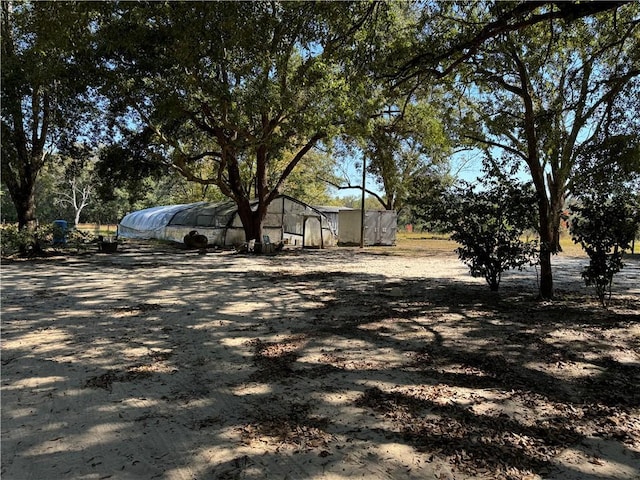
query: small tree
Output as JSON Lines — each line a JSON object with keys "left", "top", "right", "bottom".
{"left": 52, "top": 146, "right": 97, "bottom": 227}
{"left": 55, "top": 177, "right": 92, "bottom": 227}
{"left": 569, "top": 133, "right": 640, "bottom": 307}
{"left": 569, "top": 195, "right": 639, "bottom": 307}
{"left": 443, "top": 178, "right": 539, "bottom": 291}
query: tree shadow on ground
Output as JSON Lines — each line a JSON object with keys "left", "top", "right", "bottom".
{"left": 245, "top": 265, "right": 639, "bottom": 478}
{"left": 1, "top": 243, "right": 638, "bottom": 479}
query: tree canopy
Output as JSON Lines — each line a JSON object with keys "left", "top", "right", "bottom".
{"left": 390, "top": 1, "right": 629, "bottom": 87}
{"left": 1, "top": 1, "right": 100, "bottom": 232}
{"left": 96, "top": 1, "right": 385, "bottom": 241}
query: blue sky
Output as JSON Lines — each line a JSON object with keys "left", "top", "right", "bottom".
{"left": 330, "top": 147, "right": 488, "bottom": 200}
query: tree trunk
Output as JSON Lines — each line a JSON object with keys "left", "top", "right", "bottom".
{"left": 74, "top": 208, "right": 82, "bottom": 228}
{"left": 538, "top": 246, "right": 554, "bottom": 299}
{"left": 537, "top": 182, "right": 566, "bottom": 299}
{"left": 9, "top": 185, "right": 39, "bottom": 256}
{"left": 538, "top": 209, "right": 556, "bottom": 299}
{"left": 250, "top": 206, "right": 264, "bottom": 243}
{"left": 10, "top": 186, "right": 37, "bottom": 231}
{"left": 235, "top": 199, "right": 267, "bottom": 245}
{"left": 236, "top": 200, "right": 254, "bottom": 242}
{"left": 2, "top": 103, "right": 41, "bottom": 232}
{"left": 513, "top": 47, "right": 557, "bottom": 301}
{"left": 528, "top": 166, "right": 556, "bottom": 299}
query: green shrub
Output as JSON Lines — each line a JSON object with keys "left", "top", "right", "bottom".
{"left": 569, "top": 194, "right": 639, "bottom": 306}
{"left": 0, "top": 224, "right": 54, "bottom": 257}
{"left": 443, "top": 179, "right": 539, "bottom": 291}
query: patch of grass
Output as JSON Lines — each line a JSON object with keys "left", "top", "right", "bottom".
{"left": 76, "top": 223, "right": 118, "bottom": 237}
{"left": 557, "top": 236, "right": 586, "bottom": 258}
{"left": 394, "top": 234, "right": 458, "bottom": 256}
{"left": 395, "top": 231, "right": 588, "bottom": 258}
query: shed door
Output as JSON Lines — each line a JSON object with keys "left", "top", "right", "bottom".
{"left": 377, "top": 211, "right": 397, "bottom": 245}
{"left": 303, "top": 216, "right": 322, "bottom": 248}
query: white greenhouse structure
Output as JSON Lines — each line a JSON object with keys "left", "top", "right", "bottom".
{"left": 118, "top": 195, "right": 337, "bottom": 248}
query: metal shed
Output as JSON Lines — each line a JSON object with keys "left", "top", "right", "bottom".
{"left": 337, "top": 209, "right": 397, "bottom": 246}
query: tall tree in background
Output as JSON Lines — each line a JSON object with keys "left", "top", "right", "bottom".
{"left": 325, "top": 2, "right": 454, "bottom": 212}
{"left": 53, "top": 147, "right": 96, "bottom": 228}
{"left": 330, "top": 98, "right": 452, "bottom": 212}
{"left": 458, "top": 5, "right": 639, "bottom": 298}
{"left": 97, "top": 2, "right": 384, "bottom": 242}
{"left": 1, "top": 2, "right": 98, "bottom": 234}
{"left": 362, "top": 99, "right": 451, "bottom": 212}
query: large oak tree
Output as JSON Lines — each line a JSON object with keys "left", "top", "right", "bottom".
{"left": 97, "top": 2, "right": 384, "bottom": 242}
{"left": 1, "top": 2, "right": 99, "bottom": 234}
{"left": 459, "top": 5, "right": 639, "bottom": 298}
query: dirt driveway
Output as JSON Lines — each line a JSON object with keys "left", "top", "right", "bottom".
{"left": 1, "top": 241, "right": 639, "bottom": 479}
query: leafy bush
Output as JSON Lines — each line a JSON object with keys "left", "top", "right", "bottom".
{"left": 0, "top": 223, "right": 54, "bottom": 257}
{"left": 569, "top": 194, "right": 639, "bottom": 306}
{"left": 1, "top": 223, "right": 98, "bottom": 257}
{"left": 569, "top": 133, "right": 640, "bottom": 306}
{"left": 443, "top": 179, "right": 539, "bottom": 291}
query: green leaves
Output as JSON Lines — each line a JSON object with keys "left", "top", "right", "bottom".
{"left": 569, "top": 195, "right": 639, "bottom": 307}
{"left": 99, "top": 2, "right": 373, "bottom": 175}
{"left": 569, "top": 134, "right": 640, "bottom": 306}
{"left": 93, "top": 2, "right": 390, "bottom": 239}
{"left": 440, "top": 177, "right": 539, "bottom": 291}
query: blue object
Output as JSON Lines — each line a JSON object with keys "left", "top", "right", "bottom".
{"left": 52, "top": 220, "right": 68, "bottom": 245}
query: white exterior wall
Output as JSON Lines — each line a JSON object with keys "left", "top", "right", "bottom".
{"left": 338, "top": 210, "right": 397, "bottom": 246}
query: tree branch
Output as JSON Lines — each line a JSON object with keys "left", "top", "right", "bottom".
{"left": 394, "top": 1, "right": 627, "bottom": 86}
{"left": 268, "top": 132, "right": 326, "bottom": 203}
{"left": 321, "top": 176, "right": 386, "bottom": 206}
{"left": 462, "top": 133, "right": 528, "bottom": 163}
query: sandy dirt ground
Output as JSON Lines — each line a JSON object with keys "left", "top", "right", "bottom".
{"left": 1, "top": 240, "right": 639, "bottom": 480}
